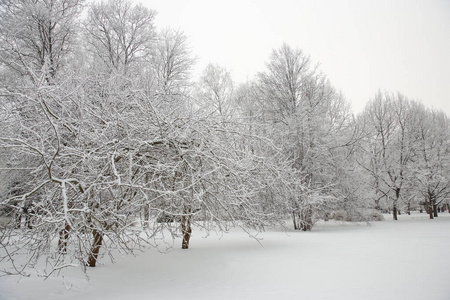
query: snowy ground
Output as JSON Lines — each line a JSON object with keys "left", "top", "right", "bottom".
{"left": 1, "top": 212, "right": 449, "bottom": 300}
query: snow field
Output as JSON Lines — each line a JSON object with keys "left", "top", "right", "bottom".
{"left": 1, "top": 212, "right": 449, "bottom": 300}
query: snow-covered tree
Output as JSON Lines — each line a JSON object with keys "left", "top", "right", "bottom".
{"left": 151, "top": 28, "right": 196, "bottom": 97}
{"left": 411, "top": 106, "right": 450, "bottom": 218}
{"left": 195, "top": 63, "right": 235, "bottom": 118}
{"left": 255, "top": 44, "right": 359, "bottom": 230}
{"left": 84, "top": 0, "right": 156, "bottom": 72}
{"left": 0, "top": 0, "right": 83, "bottom": 81}
{"left": 359, "top": 92, "right": 418, "bottom": 220}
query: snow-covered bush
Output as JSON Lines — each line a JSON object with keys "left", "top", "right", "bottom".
{"left": 367, "top": 211, "right": 385, "bottom": 221}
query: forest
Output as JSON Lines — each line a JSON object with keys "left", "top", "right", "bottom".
{"left": 0, "top": 0, "right": 449, "bottom": 276}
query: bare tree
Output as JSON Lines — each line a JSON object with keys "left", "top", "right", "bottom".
{"left": 256, "top": 44, "right": 358, "bottom": 230}
{"left": 84, "top": 0, "right": 156, "bottom": 72}
{"left": 195, "top": 63, "right": 235, "bottom": 118}
{"left": 0, "top": 0, "right": 158, "bottom": 274}
{"left": 257, "top": 43, "right": 311, "bottom": 119}
{"left": 359, "top": 92, "right": 417, "bottom": 220}
{"left": 0, "top": 0, "right": 83, "bottom": 81}
{"left": 151, "top": 28, "right": 196, "bottom": 97}
{"left": 412, "top": 107, "right": 450, "bottom": 219}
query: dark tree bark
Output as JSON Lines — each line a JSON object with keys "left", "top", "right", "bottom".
{"left": 181, "top": 214, "right": 192, "bottom": 249}
{"left": 87, "top": 229, "right": 103, "bottom": 267}
{"left": 433, "top": 203, "right": 438, "bottom": 218}
{"left": 428, "top": 201, "right": 434, "bottom": 219}
{"left": 292, "top": 211, "right": 298, "bottom": 230}
{"left": 393, "top": 189, "right": 400, "bottom": 221}
{"left": 426, "top": 194, "right": 437, "bottom": 219}
{"left": 393, "top": 206, "right": 397, "bottom": 220}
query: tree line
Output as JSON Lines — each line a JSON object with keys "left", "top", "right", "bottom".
{"left": 0, "top": 0, "right": 449, "bottom": 276}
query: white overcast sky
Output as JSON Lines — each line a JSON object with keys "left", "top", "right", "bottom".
{"left": 144, "top": 0, "right": 450, "bottom": 115}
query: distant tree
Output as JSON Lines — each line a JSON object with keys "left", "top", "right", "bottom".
{"left": 0, "top": 0, "right": 83, "bottom": 81}
{"left": 256, "top": 44, "right": 358, "bottom": 230}
{"left": 84, "top": 0, "right": 156, "bottom": 72}
{"left": 257, "top": 43, "right": 311, "bottom": 119}
{"left": 195, "top": 63, "right": 235, "bottom": 118}
{"left": 151, "top": 28, "right": 196, "bottom": 97}
{"left": 411, "top": 107, "right": 450, "bottom": 219}
{"left": 359, "top": 92, "right": 418, "bottom": 220}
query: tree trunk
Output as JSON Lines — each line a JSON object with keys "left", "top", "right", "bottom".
{"left": 292, "top": 211, "right": 298, "bottom": 230}
{"left": 433, "top": 204, "right": 438, "bottom": 218}
{"left": 393, "top": 189, "right": 399, "bottom": 221}
{"left": 392, "top": 204, "right": 398, "bottom": 221}
{"left": 58, "top": 222, "right": 71, "bottom": 254}
{"left": 87, "top": 229, "right": 103, "bottom": 267}
{"left": 181, "top": 214, "right": 192, "bottom": 249}
{"left": 428, "top": 201, "right": 434, "bottom": 219}
{"left": 300, "top": 207, "right": 312, "bottom": 231}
